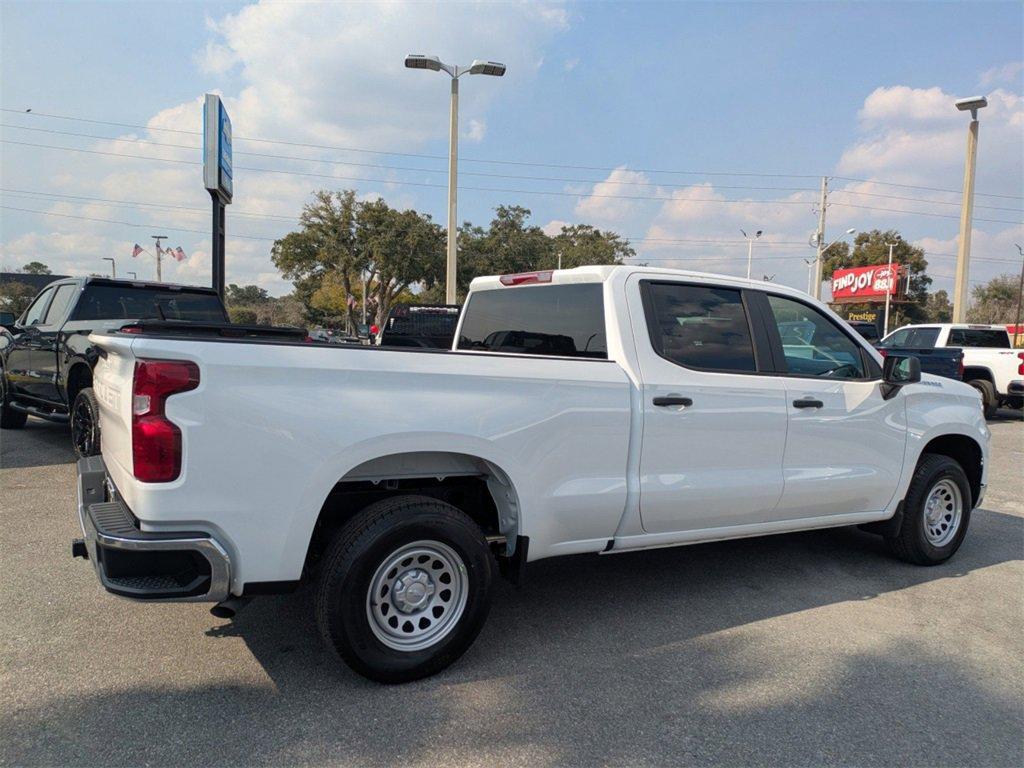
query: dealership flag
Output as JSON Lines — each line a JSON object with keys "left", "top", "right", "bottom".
{"left": 131, "top": 243, "right": 143, "bottom": 258}
{"left": 174, "top": 246, "right": 187, "bottom": 262}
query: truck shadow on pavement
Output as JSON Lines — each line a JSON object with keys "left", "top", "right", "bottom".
{"left": 0, "top": 418, "right": 74, "bottom": 470}
{"left": 5, "top": 505, "right": 1022, "bottom": 767}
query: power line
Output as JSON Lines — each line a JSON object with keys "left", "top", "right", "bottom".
{"left": 6, "top": 107, "right": 1021, "bottom": 199}
{"left": 0, "top": 123, "right": 825, "bottom": 193}
{"left": 830, "top": 187, "right": 1021, "bottom": 213}
{"left": 0, "top": 205, "right": 278, "bottom": 241}
{"left": 0, "top": 139, "right": 826, "bottom": 206}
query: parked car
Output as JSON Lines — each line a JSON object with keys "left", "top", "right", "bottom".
{"left": 0, "top": 276, "right": 227, "bottom": 455}
{"left": 880, "top": 323, "right": 1023, "bottom": 417}
{"left": 0, "top": 311, "right": 17, "bottom": 332}
{"left": 847, "top": 320, "right": 881, "bottom": 343}
{"left": 74, "top": 267, "right": 989, "bottom": 682}
{"left": 378, "top": 304, "right": 460, "bottom": 349}
{"left": 876, "top": 325, "right": 964, "bottom": 382}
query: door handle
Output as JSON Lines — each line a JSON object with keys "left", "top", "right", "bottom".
{"left": 653, "top": 395, "right": 693, "bottom": 407}
{"left": 792, "top": 398, "right": 824, "bottom": 409}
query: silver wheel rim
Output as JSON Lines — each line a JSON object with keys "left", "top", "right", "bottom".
{"left": 366, "top": 540, "right": 468, "bottom": 652}
{"left": 923, "top": 479, "right": 963, "bottom": 547}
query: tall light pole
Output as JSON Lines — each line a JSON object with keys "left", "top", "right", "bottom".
{"left": 740, "top": 229, "right": 762, "bottom": 279}
{"left": 127, "top": 271, "right": 137, "bottom": 280}
{"left": 1014, "top": 243, "right": 1023, "bottom": 347}
{"left": 883, "top": 241, "right": 898, "bottom": 336}
{"left": 952, "top": 96, "right": 988, "bottom": 322}
{"left": 102, "top": 257, "right": 116, "bottom": 278}
{"left": 405, "top": 55, "right": 506, "bottom": 305}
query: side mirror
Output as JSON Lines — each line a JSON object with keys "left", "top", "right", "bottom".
{"left": 881, "top": 354, "right": 921, "bottom": 399}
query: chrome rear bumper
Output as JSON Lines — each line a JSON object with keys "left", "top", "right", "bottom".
{"left": 75, "top": 456, "right": 231, "bottom": 602}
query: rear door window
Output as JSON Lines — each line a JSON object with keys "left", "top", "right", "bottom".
{"left": 948, "top": 328, "right": 1010, "bottom": 348}
{"left": 642, "top": 282, "right": 757, "bottom": 373}
{"left": 42, "top": 284, "right": 78, "bottom": 325}
{"left": 880, "top": 326, "right": 940, "bottom": 348}
{"left": 457, "top": 283, "right": 606, "bottom": 358}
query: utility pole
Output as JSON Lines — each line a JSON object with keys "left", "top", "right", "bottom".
{"left": 1015, "top": 244, "right": 1023, "bottom": 347}
{"left": 813, "top": 177, "right": 828, "bottom": 300}
{"left": 883, "top": 242, "right": 897, "bottom": 336}
{"left": 151, "top": 235, "right": 167, "bottom": 282}
{"left": 952, "top": 96, "right": 987, "bottom": 322}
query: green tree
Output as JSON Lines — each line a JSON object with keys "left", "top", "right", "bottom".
{"left": 226, "top": 284, "right": 271, "bottom": 306}
{"left": 966, "top": 274, "right": 1020, "bottom": 324}
{"left": 0, "top": 281, "right": 38, "bottom": 315}
{"left": 822, "top": 230, "right": 930, "bottom": 324}
{"left": 272, "top": 190, "right": 443, "bottom": 329}
{"left": 228, "top": 306, "right": 259, "bottom": 325}
{"left": 547, "top": 224, "right": 635, "bottom": 270}
{"left": 924, "top": 289, "right": 953, "bottom": 323}
{"left": 21, "top": 261, "right": 51, "bottom": 275}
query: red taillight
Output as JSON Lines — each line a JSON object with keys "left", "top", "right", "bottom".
{"left": 959, "top": 355, "right": 965, "bottom": 379}
{"left": 132, "top": 359, "right": 199, "bottom": 483}
{"left": 1018, "top": 352, "right": 1024, "bottom": 376}
{"left": 119, "top": 325, "right": 143, "bottom": 335}
{"left": 499, "top": 270, "right": 553, "bottom": 286}
{"left": 878, "top": 349, "right": 888, "bottom": 359}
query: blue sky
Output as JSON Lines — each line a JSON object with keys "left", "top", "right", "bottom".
{"left": 2, "top": 1, "right": 1021, "bottom": 295}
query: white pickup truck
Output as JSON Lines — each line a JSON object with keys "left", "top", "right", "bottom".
{"left": 881, "top": 323, "right": 1024, "bottom": 417}
{"left": 75, "top": 266, "right": 990, "bottom": 682}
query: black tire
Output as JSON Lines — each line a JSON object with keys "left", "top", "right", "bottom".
{"left": 967, "top": 378, "right": 998, "bottom": 419}
{"left": 0, "top": 370, "right": 28, "bottom": 429}
{"left": 70, "top": 387, "right": 101, "bottom": 458}
{"left": 315, "top": 494, "right": 494, "bottom": 683}
{"left": 887, "top": 454, "right": 972, "bottom": 566}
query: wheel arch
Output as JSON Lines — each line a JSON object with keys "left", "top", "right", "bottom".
{"left": 919, "top": 433, "right": 984, "bottom": 508}
{"left": 64, "top": 359, "right": 93, "bottom": 405}
{"left": 301, "top": 450, "right": 522, "bottom": 579}
{"left": 962, "top": 366, "right": 995, "bottom": 384}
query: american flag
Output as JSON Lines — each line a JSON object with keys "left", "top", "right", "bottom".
{"left": 174, "top": 246, "right": 187, "bottom": 262}
{"left": 131, "top": 243, "right": 143, "bottom": 258}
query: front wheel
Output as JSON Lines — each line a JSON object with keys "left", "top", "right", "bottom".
{"left": 315, "top": 495, "right": 494, "bottom": 683}
{"left": 887, "top": 454, "right": 971, "bottom": 565}
{"left": 71, "top": 387, "right": 101, "bottom": 458}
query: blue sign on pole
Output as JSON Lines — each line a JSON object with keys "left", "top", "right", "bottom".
{"left": 203, "top": 94, "right": 233, "bottom": 204}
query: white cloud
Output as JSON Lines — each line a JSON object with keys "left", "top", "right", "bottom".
{"left": 542, "top": 219, "right": 570, "bottom": 236}
{"left": 463, "top": 119, "right": 486, "bottom": 142}
{"left": 979, "top": 61, "right": 1024, "bottom": 88}
{"left": 573, "top": 166, "right": 654, "bottom": 225}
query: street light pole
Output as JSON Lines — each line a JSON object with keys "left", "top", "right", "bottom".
{"left": 1014, "top": 244, "right": 1023, "bottom": 347}
{"left": 446, "top": 76, "right": 459, "bottom": 304}
{"left": 952, "top": 96, "right": 988, "bottom": 322}
{"left": 741, "top": 229, "right": 762, "bottom": 280}
{"left": 102, "top": 257, "right": 116, "bottom": 278}
{"left": 883, "top": 242, "right": 897, "bottom": 336}
{"left": 406, "top": 55, "right": 506, "bottom": 305}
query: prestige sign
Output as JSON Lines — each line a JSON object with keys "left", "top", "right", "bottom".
{"left": 831, "top": 264, "right": 899, "bottom": 302}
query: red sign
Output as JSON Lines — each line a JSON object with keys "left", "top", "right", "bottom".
{"left": 830, "top": 264, "right": 900, "bottom": 303}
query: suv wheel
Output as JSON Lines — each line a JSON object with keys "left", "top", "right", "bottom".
{"left": 71, "top": 387, "right": 101, "bottom": 457}
{"left": 315, "top": 495, "right": 494, "bottom": 683}
{"left": 967, "top": 378, "right": 997, "bottom": 419}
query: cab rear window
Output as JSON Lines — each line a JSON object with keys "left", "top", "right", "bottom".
{"left": 72, "top": 285, "right": 227, "bottom": 322}
{"left": 456, "top": 284, "right": 607, "bottom": 359}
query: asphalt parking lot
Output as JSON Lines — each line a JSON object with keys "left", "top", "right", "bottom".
{"left": 2, "top": 413, "right": 1022, "bottom": 768}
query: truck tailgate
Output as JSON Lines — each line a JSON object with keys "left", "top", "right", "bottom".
{"left": 90, "top": 334, "right": 138, "bottom": 494}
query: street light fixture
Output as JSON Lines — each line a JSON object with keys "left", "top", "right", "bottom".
{"left": 405, "top": 54, "right": 506, "bottom": 305}
{"left": 806, "top": 228, "right": 855, "bottom": 295}
{"left": 952, "top": 95, "right": 988, "bottom": 322}
{"left": 740, "top": 229, "right": 762, "bottom": 280}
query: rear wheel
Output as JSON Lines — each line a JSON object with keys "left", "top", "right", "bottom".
{"left": 70, "top": 387, "right": 101, "bottom": 457}
{"left": 967, "top": 378, "right": 997, "bottom": 419}
{"left": 0, "top": 370, "right": 28, "bottom": 429}
{"left": 887, "top": 453, "right": 971, "bottom": 565}
{"left": 315, "top": 495, "right": 493, "bottom": 683}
